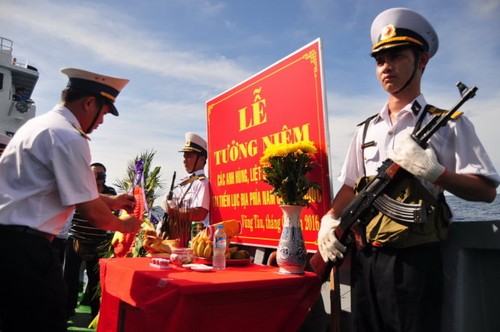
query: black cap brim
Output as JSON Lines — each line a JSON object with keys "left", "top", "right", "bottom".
{"left": 108, "top": 101, "right": 119, "bottom": 116}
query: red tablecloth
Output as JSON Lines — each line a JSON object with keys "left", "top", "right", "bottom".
{"left": 97, "top": 257, "right": 321, "bottom": 332}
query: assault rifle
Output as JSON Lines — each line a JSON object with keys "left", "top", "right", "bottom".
{"left": 159, "top": 171, "right": 176, "bottom": 238}
{"left": 167, "top": 171, "right": 177, "bottom": 202}
{"left": 310, "top": 82, "right": 478, "bottom": 282}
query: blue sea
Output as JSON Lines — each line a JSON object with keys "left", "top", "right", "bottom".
{"left": 446, "top": 194, "right": 500, "bottom": 222}
{"left": 152, "top": 195, "right": 500, "bottom": 223}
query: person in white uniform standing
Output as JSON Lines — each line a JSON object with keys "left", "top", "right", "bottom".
{"left": 157, "top": 132, "right": 210, "bottom": 240}
{"left": 0, "top": 68, "right": 142, "bottom": 332}
{"left": 317, "top": 8, "right": 499, "bottom": 332}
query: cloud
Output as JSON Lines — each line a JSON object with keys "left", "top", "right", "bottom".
{"left": 2, "top": 0, "right": 498, "bottom": 202}
{"left": 1, "top": 0, "right": 251, "bottom": 91}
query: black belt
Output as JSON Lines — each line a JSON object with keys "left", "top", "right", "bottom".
{"left": 0, "top": 224, "right": 55, "bottom": 242}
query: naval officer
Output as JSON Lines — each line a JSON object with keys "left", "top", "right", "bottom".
{"left": 0, "top": 68, "right": 142, "bottom": 331}
{"left": 317, "top": 8, "right": 499, "bottom": 332}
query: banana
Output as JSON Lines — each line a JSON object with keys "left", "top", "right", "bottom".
{"left": 190, "top": 236, "right": 198, "bottom": 250}
{"left": 192, "top": 239, "right": 199, "bottom": 256}
{"left": 191, "top": 233, "right": 202, "bottom": 255}
{"left": 203, "top": 242, "right": 213, "bottom": 258}
{"left": 197, "top": 240, "right": 206, "bottom": 258}
{"left": 197, "top": 241, "right": 204, "bottom": 257}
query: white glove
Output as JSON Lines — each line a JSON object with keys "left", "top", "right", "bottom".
{"left": 318, "top": 215, "right": 347, "bottom": 263}
{"left": 388, "top": 133, "right": 446, "bottom": 183}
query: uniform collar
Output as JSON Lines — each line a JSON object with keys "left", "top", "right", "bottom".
{"left": 53, "top": 105, "right": 80, "bottom": 127}
{"left": 374, "top": 94, "right": 427, "bottom": 124}
{"left": 190, "top": 169, "right": 205, "bottom": 177}
{"left": 53, "top": 105, "right": 90, "bottom": 140}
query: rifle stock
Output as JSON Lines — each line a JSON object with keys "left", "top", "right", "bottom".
{"left": 310, "top": 82, "right": 477, "bottom": 282}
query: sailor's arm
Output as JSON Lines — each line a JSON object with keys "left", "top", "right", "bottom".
{"left": 435, "top": 172, "right": 496, "bottom": 203}
{"left": 389, "top": 133, "right": 497, "bottom": 203}
{"left": 77, "top": 197, "right": 142, "bottom": 233}
{"left": 325, "top": 184, "right": 356, "bottom": 219}
{"left": 100, "top": 193, "right": 135, "bottom": 212}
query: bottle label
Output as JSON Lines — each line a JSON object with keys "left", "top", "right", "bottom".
{"left": 214, "top": 236, "right": 226, "bottom": 249}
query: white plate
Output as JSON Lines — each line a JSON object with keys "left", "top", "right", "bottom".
{"left": 190, "top": 264, "right": 214, "bottom": 272}
{"left": 149, "top": 262, "right": 170, "bottom": 270}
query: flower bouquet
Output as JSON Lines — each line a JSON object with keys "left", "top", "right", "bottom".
{"left": 260, "top": 140, "right": 320, "bottom": 274}
{"left": 259, "top": 140, "right": 320, "bottom": 206}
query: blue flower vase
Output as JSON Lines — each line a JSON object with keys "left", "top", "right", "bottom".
{"left": 276, "top": 205, "right": 307, "bottom": 274}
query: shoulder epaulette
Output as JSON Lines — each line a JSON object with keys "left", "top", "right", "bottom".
{"left": 357, "top": 113, "right": 378, "bottom": 127}
{"left": 71, "top": 123, "right": 91, "bottom": 141}
{"left": 179, "top": 174, "right": 206, "bottom": 186}
{"left": 426, "top": 105, "right": 463, "bottom": 119}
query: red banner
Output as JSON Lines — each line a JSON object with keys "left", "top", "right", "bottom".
{"left": 207, "top": 39, "right": 331, "bottom": 251}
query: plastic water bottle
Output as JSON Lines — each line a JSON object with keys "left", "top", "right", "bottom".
{"left": 213, "top": 225, "right": 226, "bottom": 270}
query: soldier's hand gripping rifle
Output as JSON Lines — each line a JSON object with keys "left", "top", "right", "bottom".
{"left": 310, "top": 82, "right": 478, "bottom": 282}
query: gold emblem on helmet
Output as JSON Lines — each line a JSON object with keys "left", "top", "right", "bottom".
{"left": 381, "top": 24, "right": 396, "bottom": 40}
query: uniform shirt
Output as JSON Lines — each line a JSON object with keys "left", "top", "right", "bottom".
{"left": 0, "top": 105, "right": 98, "bottom": 235}
{"left": 162, "top": 169, "right": 210, "bottom": 225}
{"left": 56, "top": 210, "right": 75, "bottom": 240}
{"left": 339, "top": 95, "right": 500, "bottom": 198}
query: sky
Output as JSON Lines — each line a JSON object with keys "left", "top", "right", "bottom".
{"left": 2, "top": 0, "right": 499, "bottom": 204}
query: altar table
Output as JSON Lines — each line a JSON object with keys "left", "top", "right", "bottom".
{"left": 97, "top": 257, "right": 322, "bottom": 332}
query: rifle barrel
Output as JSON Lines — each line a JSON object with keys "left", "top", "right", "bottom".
{"left": 167, "top": 171, "right": 176, "bottom": 200}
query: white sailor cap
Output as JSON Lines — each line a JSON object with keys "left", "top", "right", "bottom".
{"left": 370, "top": 8, "right": 438, "bottom": 58}
{"left": 61, "top": 67, "right": 129, "bottom": 116}
{"left": 179, "top": 132, "right": 207, "bottom": 156}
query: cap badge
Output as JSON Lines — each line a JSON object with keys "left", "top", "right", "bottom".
{"left": 185, "top": 139, "right": 191, "bottom": 147}
{"left": 380, "top": 24, "right": 396, "bottom": 41}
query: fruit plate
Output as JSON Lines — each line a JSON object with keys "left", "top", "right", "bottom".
{"left": 193, "top": 257, "right": 253, "bottom": 266}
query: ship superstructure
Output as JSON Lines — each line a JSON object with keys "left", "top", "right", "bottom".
{"left": 0, "top": 36, "right": 38, "bottom": 137}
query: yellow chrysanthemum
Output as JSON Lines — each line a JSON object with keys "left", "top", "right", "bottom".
{"left": 260, "top": 140, "right": 317, "bottom": 165}
{"left": 259, "top": 140, "right": 320, "bottom": 206}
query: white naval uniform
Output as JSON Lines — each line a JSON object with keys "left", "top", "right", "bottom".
{"left": 162, "top": 169, "right": 210, "bottom": 226}
{"left": 0, "top": 105, "right": 99, "bottom": 235}
{"left": 338, "top": 95, "right": 500, "bottom": 199}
